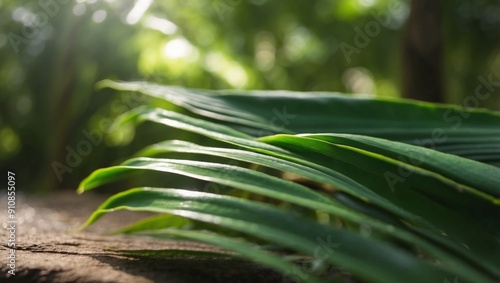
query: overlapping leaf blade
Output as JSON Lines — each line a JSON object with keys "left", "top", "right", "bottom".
{"left": 110, "top": 106, "right": 436, "bottom": 224}
{"left": 299, "top": 134, "right": 500, "bottom": 199}
{"left": 99, "top": 80, "right": 500, "bottom": 165}
{"left": 259, "top": 134, "right": 500, "bottom": 277}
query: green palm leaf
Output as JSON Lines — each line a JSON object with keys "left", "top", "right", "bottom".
{"left": 79, "top": 82, "right": 500, "bottom": 282}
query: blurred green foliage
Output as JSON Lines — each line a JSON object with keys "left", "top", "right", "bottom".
{"left": 0, "top": 0, "right": 499, "bottom": 191}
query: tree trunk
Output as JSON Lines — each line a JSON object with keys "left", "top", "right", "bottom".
{"left": 403, "top": 0, "right": 443, "bottom": 103}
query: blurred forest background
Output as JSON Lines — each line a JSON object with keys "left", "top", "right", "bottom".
{"left": 0, "top": 0, "right": 499, "bottom": 192}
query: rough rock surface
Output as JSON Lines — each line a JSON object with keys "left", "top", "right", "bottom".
{"left": 0, "top": 192, "right": 284, "bottom": 283}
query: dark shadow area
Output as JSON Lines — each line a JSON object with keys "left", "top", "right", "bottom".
{"left": 91, "top": 254, "right": 286, "bottom": 283}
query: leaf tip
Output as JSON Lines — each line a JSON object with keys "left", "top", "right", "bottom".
{"left": 77, "top": 185, "right": 85, "bottom": 194}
